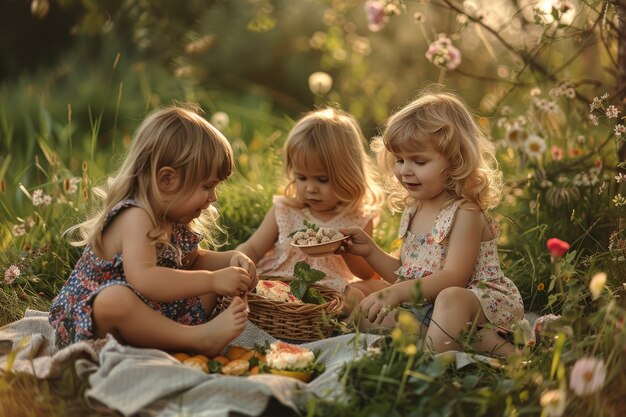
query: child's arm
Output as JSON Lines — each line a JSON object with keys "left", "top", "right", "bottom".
{"left": 118, "top": 208, "right": 251, "bottom": 302}
{"left": 341, "top": 220, "right": 379, "bottom": 280}
{"left": 359, "top": 206, "right": 485, "bottom": 324}
{"left": 340, "top": 226, "right": 401, "bottom": 283}
{"left": 236, "top": 206, "right": 279, "bottom": 263}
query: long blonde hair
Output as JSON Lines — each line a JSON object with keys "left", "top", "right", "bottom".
{"left": 283, "top": 107, "right": 384, "bottom": 215}
{"left": 68, "top": 104, "right": 233, "bottom": 253}
{"left": 374, "top": 89, "right": 503, "bottom": 212}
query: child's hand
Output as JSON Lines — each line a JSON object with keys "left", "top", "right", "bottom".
{"left": 230, "top": 252, "right": 257, "bottom": 290}
{"left": 339, "top": 226, "right": 375, "bottom": 257}
{"left": 212, "top": 267, "right": 251, "bottom": 296}
{"left": 359, "top": 288, "right": 397, "bottom": 324}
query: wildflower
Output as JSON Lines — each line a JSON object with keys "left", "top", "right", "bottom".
{"left": 569, "top": 357, "right": 606, "bottom": 396}
{"left": 404, "top": 344, "right": 417, "bottom": 356}
{"left": 547, "top": 238, "right": 570, "bottom": 258}
{"left": 589, "top": 114, "right": 599, "bottom": 126}
{"left": 605, "top": 105, "right": 620, "bottom": 119}
{"left": 530, "top": 87, "right": 542, "bottom": 97}
{"left": 63, "top": 177, "right": 80, "bottom": 194}
{"left": 425, "top": 34, "right": 462, "bottom": 70}
{"left": 523, "top": 134, "right": 546, "bottom": 157}
{"left": 613, "top": 194, "right": 626, "bottom": 207}
{"left": 4, "top": 265, "right": 20, "bottom": 284}
{"left": 308, "top": 71, "right": 333, "bottom": 96}
{"left": 537, "top": 282, "right": 545, "bottom": 291}
{"left": 210, "top": 112, "right": 230, "bottom": 131}
{"left": 413, "top": 12, "right": 424, "bottom": 23}
{"left": 31, "top": 189, "right": 52, "bottom": 206}
{"left": 540, "top": 389, "right": 567, "bottom": 417}
{"left": 504, "top": 125, "right": 528, "bottom": 149}
{"left": 364, "top": 0, "right": 387, "bottom": 32}
{"left": 614, "top": 124, "right": 625, "bottom": 137}
{"left": 397, "top": 310, "right": 419, "bottom": 335}
{"left": 589, "top": 272, "right": 606, "bottom": 300}
{"left": 551, "top": 145, "right": 563, "bottom": 161}
{"left": 11, "top": 224, "right": 26, "bottom": 237}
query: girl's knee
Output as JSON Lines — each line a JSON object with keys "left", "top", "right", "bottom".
{"left": 435, "top": 287, "right": 469, "bottom": 306}
{"left": 93, "top": 285, "right": 138, "bottom": 321}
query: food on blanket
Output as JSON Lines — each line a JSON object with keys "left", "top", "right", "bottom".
{"left": 291, "top": 227, "right": 346, "bottom": 257}
{"left": 183, "top": 355, "right": 209, "bottom": 372}
{"left": 255, "top": 279, "right": 303, "bottom": 304}
{"left": 221, "top": 358, "right": 251, "bottom": 376}
{"left": 212, "top": 355, "right": 230, "bottom": 366}
{"left": 226, "top": 345, "right": 252, "bottom": 361}
{"left": 264, "top": 341, "right": 316, "bottom": 382}
{"left": 172, "top": 352, "right": 191, "bottom": 362}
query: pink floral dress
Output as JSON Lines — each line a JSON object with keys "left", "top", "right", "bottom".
{"left": 256, "top": 196, "right": 377, "bottom": 292}
{"left": 395, "top": 200, "right": 524, "bottom": 328}
{"left": 49, "top": 198, "right": 206, "bottom": 348}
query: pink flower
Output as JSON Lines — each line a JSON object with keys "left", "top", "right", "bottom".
{"left": 425, "top": 34, "right": 462, "bottom": 70}
{"left": 547, "top": 238, "right": 570, "bottom": 258}
{"left": 4, "top": 265, "right": 20, "bottom": 284}
{"left": 364, "top": 1, "right": 387, "bottom": 32}
{"left": 569, "top": 357, "right": 606, "bottom": 396}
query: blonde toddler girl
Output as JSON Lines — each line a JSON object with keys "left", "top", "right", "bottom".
{"left": 49, "top": 105, "right": 257, "bottom": 356}
{"left": 342, "top": 90, "right": 525, "bottom": 356}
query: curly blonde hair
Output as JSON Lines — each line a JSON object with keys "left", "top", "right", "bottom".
{"left": 283, "top": 107, "right": 384, "bottom": 215}
{"left": 374, "top": 89, "right": 503, "bottom": 212}
{"left": 68, "top": 104, "right": 233, "bottom": 254}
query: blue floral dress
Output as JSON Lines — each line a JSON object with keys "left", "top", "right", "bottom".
{"left": 395, "top": 200, "right": 524, "bottom": 329}
{"left": 49, "top": 198, "right": 207, "bottom": 348}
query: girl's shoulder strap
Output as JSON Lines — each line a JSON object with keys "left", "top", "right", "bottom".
{"left": 432, "top": 199, "right": 464, "bottom": 244}
{"left": 397, "top": 206, "right": 417, "bottom": 239}
{"left": 103, "top": 198, "right": 141, "bottom": 228}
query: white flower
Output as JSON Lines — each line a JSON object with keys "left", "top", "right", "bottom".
{"left": 606, "top": 105, "right": 620, "bottom": 119}
{"left": 210, "top": 112, "right": 230, "bottom": 131}
{"left": 589, "top": 272, "right": 606, "bottom": 300}
{"left": 11, "top": 224, "right": 26, "bottom": 237}
{"left": 308, "top": 71, "right": 333, "bottom": 96}
{"left": 569, "top": 357, "right": 606, "bottom": 396}
{"left": 31, "top": 189, "right": 52, "bottom": 206}
{"left": 523, "top": 134, "right": 546, "bottom": 157}
{"left": 540, "top": 389, "right": 567, "bottom": 417}
{"left": 4, "top": 265, "right": 20, "bottom": 284}
{"left": 614, "top": 124, "right": 625, "bottom": 137}
{"left": 504, "top": 125, "right": 528, "bottom": 149}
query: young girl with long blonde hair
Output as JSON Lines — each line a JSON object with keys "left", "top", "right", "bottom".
{"left": 342, "top": 90, "right": 525, "bottom": 356}
{"left": 237, "top": 107, "right": 385, "bottom": 310}
{"left": 49, "top": 104, "right": 257, "bottom": 356}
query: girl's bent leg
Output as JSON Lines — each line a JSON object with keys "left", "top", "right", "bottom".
{"left": 92, "top": 285, "right": 248, "bottom": 356}
{"left": 426, "top": 287, "right": 515, "bottom": 356}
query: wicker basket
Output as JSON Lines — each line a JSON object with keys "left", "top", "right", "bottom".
{"left": 218, "top": 278, "right": 345, "bottom": 342}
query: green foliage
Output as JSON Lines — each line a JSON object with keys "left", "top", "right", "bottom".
{"left": 290, "top": 261, "right": 326, "bottom": 304}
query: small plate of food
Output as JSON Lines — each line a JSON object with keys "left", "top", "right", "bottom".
{"left": 290, "top": 226, "right": 346, "bottom": 257}
{"left": 263, "top": 340, "right": 322, "bottom": 382}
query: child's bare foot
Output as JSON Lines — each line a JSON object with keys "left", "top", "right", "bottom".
{"left": 196, "top": 296, "right": 248, "bottom": 356}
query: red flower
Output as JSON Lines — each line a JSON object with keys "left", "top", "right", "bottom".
{"left": 546, "top": 238, "right": 570, "bottom": 258}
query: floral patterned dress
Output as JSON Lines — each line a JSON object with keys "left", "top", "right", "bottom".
{"left": 255, "top": 195, "right": 378, "bottom": 292}
{"left": 395, "top": 200, "right": 524, "bottom": 328}
{"left": 49, "top": 198, "right": 206, "bottom": 348}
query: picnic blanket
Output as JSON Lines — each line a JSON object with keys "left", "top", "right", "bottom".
{"left": 0, "top": 310, "right": 381, "bottom": 416}
{"left": 0, "top": 310, "right": 543, "bottom": 417}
